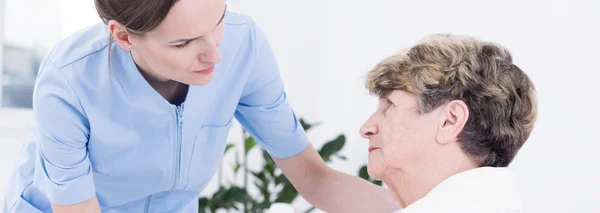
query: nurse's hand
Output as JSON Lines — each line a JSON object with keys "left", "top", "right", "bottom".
{"left": 273, "top": 143, "right": 401, "bottom": 213}
{"left": 51, "top": 196, "right": 101, "bottom": 213}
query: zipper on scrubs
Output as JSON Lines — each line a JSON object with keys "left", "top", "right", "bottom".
{"left": 144, "top": 196, "right": 151, "bottom": 213}
{"left": 172, "top": 104, "right": 184, "bottom": 190}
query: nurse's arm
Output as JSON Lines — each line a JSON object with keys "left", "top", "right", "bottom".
{"left": 32, "top": 64, "right": 101, "bottom": 212}
{"left": 51, "top": 197, "right": 101, "bottom": 213}
{"left": 273, "top": 144, "right": 401, "bottom": 213}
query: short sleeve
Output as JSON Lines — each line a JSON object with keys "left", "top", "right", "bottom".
{"left": 31, "top": 63, "right": 96, "bottom": 205}
{"left": 234, "top": 22, "right": 309, "bottom": 159}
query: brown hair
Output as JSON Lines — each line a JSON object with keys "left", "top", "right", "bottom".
{"left": 366, "top": 34, "right": 537, "bottom": 167}
{"left": 94, "top": 0, "right": 179, "bottom": 60}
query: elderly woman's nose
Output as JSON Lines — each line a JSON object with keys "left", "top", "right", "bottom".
{"left": 360, "top": 117, "right": 379, "bottom": 139}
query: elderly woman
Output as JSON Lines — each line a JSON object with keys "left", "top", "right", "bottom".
{"left": 360, "top": 34, "right": 537, "bottom": 213}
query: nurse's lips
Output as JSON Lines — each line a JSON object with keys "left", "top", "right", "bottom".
{"left": 193, "top": 66, "right": 214, "bottom": 74}
{"left": 368, "top": 147, "right": 380, "bottom": 152}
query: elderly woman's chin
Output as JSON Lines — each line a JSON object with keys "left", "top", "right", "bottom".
{"left": 367, "top": 151, "right": 387, "bottom": 180}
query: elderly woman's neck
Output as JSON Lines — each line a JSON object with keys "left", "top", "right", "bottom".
{"left": 383, "top": 151, "right": 478, "bottom": 208}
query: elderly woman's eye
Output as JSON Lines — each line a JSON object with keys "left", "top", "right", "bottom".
{"left": 384, "top": 100, "right": 394, "bottom": 115}
{"left": 387, "top": 99, "right": 396, "bottom": 108}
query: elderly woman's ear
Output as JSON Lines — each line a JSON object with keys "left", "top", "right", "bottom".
{"left": 435, "top": 100, "right": 469, "bottom": 145}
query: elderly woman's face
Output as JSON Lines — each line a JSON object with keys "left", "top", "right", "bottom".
{"left": 359, "top": 90, "right": 439, "bottom": 179}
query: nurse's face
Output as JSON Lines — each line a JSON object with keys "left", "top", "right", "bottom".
{"left": 128, "top": 0, "right": 226, "bottom": 86}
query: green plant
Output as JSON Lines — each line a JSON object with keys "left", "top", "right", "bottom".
{"left": 357, "top": 165, "right": 382, "bottom": 186}
{"left": 198, "top": 118, "right": 348, "bottom": 213}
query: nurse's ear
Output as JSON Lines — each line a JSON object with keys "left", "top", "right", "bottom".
{"left": 108, "top": 20, "right": 134, "bottom": 51}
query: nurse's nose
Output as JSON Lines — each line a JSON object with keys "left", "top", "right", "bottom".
{"left": 198, "top": 35, "right": 222, "bottom": 64}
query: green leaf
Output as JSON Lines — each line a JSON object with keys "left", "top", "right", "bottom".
{"left": 245, "top": 136, "right": 257, "bottom": 154}
{"left": 224, "top": 143, "right": 235, "bottom": 154}
{"left": 274, "top": 174, "right": 286, "bottom": 185}
{"left": 230, "top": 186, "right": 252, "bottom": 203}
{"left": 358, "top": 165, "right": 383, "bottom": 186}
{"left": 265, "top": 161, "right": 275, "bottom": 179}
{"left": 251, "top": 171, "right": 267, "bottom": 182}
{"left": 335, "top": 154, "right": 347, "bottom": 161}
{"left": 273, "top": 171, "right": 300, "bottom": 203}
{"left": 254, "top": 201, "right": 271, "bottom": 213}
{"left": 211, "top": 186, "right": 229, "bottom": 203}
{"left": 262, "top": 150, "right": 276, "bottom": 168}
{"left": 358, "top": 165, "right": 370, "bottom": 180}
{"left": 304, "top": 206, "right": 317, "bottom": 213}
{"left": 204, "top": 186, "right": 250, "bottom": 212}
{"left": 198, "top": 197, "right": 210, "bottom": 213}
{"left": 318, "top": 135, "right": 346, "bottom": 162}
{"left": 299, "top": 118, "right": 321, "bottom": 132}
{"left": 233, "top": 162, "right": 241, "bottom": 174}
{"left": 254, "top": 176, "right": 271, "bottom": 206}
{"left": 274, "top": 183, "right": 299, "bottom": 203}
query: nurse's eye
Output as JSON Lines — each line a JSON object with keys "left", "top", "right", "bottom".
{"left": 174, "top": 40, "right": 191, "bottom": 48}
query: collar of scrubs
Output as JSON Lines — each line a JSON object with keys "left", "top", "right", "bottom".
{"left": 110, "top": 43, "right": 227, "bottom": 117}
{"left": 397, "top": 167, "right": 523, "bottom": 213}
{"left": 111, "top": 44, "right": 168, "bottom": 106}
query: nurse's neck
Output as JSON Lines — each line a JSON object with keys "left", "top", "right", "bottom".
{"left": 136, "top": 63, "right": 188, "bottom": 106}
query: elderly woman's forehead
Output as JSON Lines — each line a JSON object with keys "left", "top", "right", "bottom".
{"left": 388, "top": 90, "right": 414, "bottom": 99}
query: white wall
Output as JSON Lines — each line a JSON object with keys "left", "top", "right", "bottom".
{"left": 0, "top": 0, "right": 5, "bottom": 107}
{"left": 0, "top": 109, "right": 34, "bottom": 211}
{"left": 58, "top": 0, "right": 104, "bottom": 38}
{"left": 3, "top": 0, "right": 62, "bottom": 52}
{"left": 1, "top": 0, "right": 599, "bottom": 212}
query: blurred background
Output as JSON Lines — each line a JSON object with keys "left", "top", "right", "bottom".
{"left": 1, "top": 0, "right": 599, "bottom": 212}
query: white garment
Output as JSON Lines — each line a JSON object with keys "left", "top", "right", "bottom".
{"left": 394, "top": 167, "right": 522, "bottom": 213}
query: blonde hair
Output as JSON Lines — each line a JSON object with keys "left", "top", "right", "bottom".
{"left": 366, "top": 34, "right": 537, "bottom": 167}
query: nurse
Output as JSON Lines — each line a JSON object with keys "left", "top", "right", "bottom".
{"left": 3, "top": 0, "right": 399, "bottom": 213}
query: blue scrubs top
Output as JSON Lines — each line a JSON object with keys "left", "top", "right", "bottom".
{"left": 3, "top": 12, "right": 309, "bottom": 213}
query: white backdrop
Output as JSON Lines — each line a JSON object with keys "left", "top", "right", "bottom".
{"left": 1, "top": 0, "right": 599, "bottom": 212}
{"left": 0, "top": 0, "right": 5, "bottom": 107}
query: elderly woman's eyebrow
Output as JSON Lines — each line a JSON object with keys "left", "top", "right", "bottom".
{"left": 385, "top": 95, "right": 399, "bottom": 105}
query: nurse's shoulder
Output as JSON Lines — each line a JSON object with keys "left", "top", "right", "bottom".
{"left": 32, "top": 23, "right": 112, "bottom": 126}
{"left": 221, "top": 11, "right": 271, "bottom": 55}
{"left": 40, "top": 23, "right": 110, "bottom": 75}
